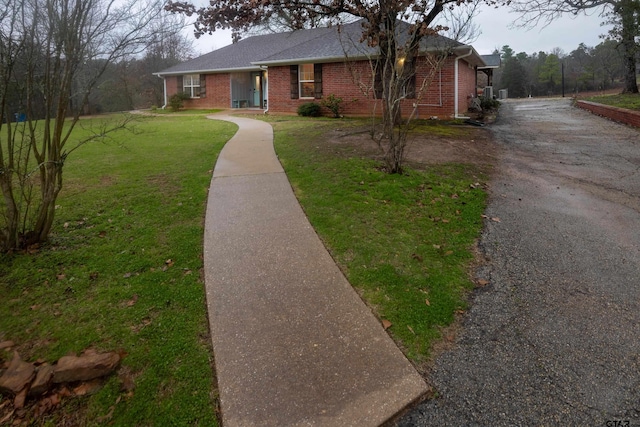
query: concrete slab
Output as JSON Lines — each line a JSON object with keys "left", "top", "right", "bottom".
{"left": 204, "top": 114, "right": 428, "bottom": 426}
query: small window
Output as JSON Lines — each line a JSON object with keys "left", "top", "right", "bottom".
{"left": 299, "top": 64, "right": 315, "bottom": 98}
{"left": 183, "top": 74, "right": 201, "bottom": 98}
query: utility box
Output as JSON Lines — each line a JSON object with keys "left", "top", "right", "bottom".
{"left": 498, "top": 89, "right": 508, "bottom": 100}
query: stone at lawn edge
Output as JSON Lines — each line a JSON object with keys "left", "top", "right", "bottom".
{"left": 53, "top": 352, "right": 120, "bottom": 383}
{"left": 14, "top": 387, "right": 28, "bottom": 409}
{"left": 29, "top": 363, "right": 54, "bottom": 397}
{"left": 0, "top": 351, "right": 35, "bottom": 395}
{"left": 0, "top": 341, "right": 15, "bottom": 351}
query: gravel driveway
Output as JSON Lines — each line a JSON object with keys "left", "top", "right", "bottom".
{"left": 397, "top": 98, "right": 640, "bottom": 426}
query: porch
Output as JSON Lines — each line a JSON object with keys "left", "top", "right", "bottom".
{"left": 231, "top": 71, "right": 268, "bottom": 109}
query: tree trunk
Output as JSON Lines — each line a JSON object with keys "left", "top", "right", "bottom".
{"left": 622, "top": 52, "right": 639, "bottom": 93}
{"left": 31, "top": 159, "right": 63, "bottom": 246}
{"left": 377, "top": 14, "right": 414, "bottom": 174}
{"left": 619, "top": 1, "right": 639, "bottom": 94}
{"left": 0, "top": 176, "right": 19, "bottom": 251}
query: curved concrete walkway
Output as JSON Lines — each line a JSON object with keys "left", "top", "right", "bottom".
{"left": 202, "top": 114, "right": 428, "bottom": 426}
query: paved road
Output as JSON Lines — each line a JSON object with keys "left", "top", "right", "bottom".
{"left": 397, "top": 98, "right": 640, "bottom": 426}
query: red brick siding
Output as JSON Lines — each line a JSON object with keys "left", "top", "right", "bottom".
{"left": 268, "top": 57, "right": 469, "bottom": 118}
{"left": 165, "top": 76, "right": 178, "bottom": 104}
{"left": 163, "top": 56, "right": 476, "bottom": 118}
{"left": 457, "top": 59, "right": 477, "bottom": 117}
{"left": 165, "top": 74, "right": 231, "bottom": 109}
{"left": 576, "top": 100, "right": 640, "bottom": 128}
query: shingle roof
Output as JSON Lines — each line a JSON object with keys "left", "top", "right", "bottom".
{"left": 155, "top": 20, "right": 483, "bottom": 76}
{"left": 253, "top": 21, "right": 375, "bottom": 65}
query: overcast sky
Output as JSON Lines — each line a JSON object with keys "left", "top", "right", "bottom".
{"left": 185, "top": 3, "right": 612, "bottom": 58}
{"left": 471, "top": 4, "right": 611, "bottom": 55}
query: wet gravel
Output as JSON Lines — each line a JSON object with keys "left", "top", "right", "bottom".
{"left": 397, "top": 98, "right": 640, "bottom": 426}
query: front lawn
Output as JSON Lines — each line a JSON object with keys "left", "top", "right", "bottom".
{"left": 1, "top": 113, "right": 492, "bottom": 424}
{"left": 148, "top": 108, "right": 224, "bottom": 115}
{"left": 0, "top": 115, "right": 236, "bottom": 425}
{"left": 268, "top": 117, "right": 491, "bottom": 366}
{"left": 583, "top": 93, "right": 640, "bottom": 111}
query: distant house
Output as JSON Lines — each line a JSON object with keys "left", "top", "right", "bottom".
{"left": 154, "top": 20, "right": 487, "bottom": 118}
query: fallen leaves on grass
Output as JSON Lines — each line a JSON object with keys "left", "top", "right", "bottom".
{"left": 381, "top": 319, "right": 392, "bottom": 330}
{"left": 130, "top": 318, "right": 152, "bottom": 333}
{"left": 126, "top": 295, "right": 138, "bottom": 307}
{"left": 73, "top": 379, "right": 103, "bottom": 396}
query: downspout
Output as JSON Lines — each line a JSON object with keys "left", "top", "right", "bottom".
{"left": 157, "top": 75, "right": 167, "bottom": 110}
{"left": 260, "top": 65, "right": 269, "bottom": 114}
{"left": 454, "top": 47, "right": 473, "bottom": 119}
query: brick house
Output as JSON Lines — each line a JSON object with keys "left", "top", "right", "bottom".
{"left": 154, "top": 20, "right": 486, "bottom": 119}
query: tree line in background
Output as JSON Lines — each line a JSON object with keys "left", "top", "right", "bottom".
{"left": 495, "top": 39, "right": 632, "bottom": 98}
{"left": 85, "top": 17, "right": 195, "bottom": 114}
{"left": 508, "top": 0, "right": 639, "bottom": 94}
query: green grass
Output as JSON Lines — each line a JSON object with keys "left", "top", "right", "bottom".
{"left": 150, "top": 108, "right": 223, "bottom": 115}
{"left": 1, "top": 112, "right": 489, "bottom": 423}
{"left": 583, "top": 93, "right": 640, "bottom": 111}
{"left": 268, "top": 117, "right": 488, "bottom": 365}
{"left": 0, "top": 115, "right": 236, "bottom": 425}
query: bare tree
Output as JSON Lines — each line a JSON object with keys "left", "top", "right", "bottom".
{"left": 0, "top": 0, "right": 164, "bottom": 252}
{"left": 439, "top": 0, "right": 484, "bottom": 44}
{"left": 243, "top": 9, "right": 349, "bottom": 37}
{"left": 167, "top": 0, "right": 496, "bottom": 173}
{"left": 509, "top": 0, "right": 639, "bottom": 93}
{"left": 101, "top": 12, "right": 196, "bottom": 111}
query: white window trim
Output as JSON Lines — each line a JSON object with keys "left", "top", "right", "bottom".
{"left": 298, "top": 64, "right": 315, "bottom": 99}
{"left": 184, "top": 74, "right": 201, "bottom": 98}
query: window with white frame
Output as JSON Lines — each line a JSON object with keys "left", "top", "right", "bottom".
{"left": 183, "top": 74, "right": 201, "bottom": 98}
{"left": 299, "top": 64, "right": 315, "bottom": 98}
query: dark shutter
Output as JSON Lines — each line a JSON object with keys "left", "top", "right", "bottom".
{"left": 405, "top": 57, "right": 416, "bottom": 99}
{"left": 314, "top": 63, "right": 323, "bottom": 99}
{"left": 177, "top": 75, "right": 184, "bottom": 95}
{"left": 199, "top": 74, "right": 206, "bottom": 98}
{"left": 374, "top": 61, "right": 383, "bottom": 99}
{"left": 290, "top": 65, "right": 299, "bottom": 99}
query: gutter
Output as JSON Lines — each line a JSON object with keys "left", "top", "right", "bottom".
{"left": 153, "top": 66, "right": 263, "bottom": 77}
{"left": 252, "top": 55, "right": 372, "bottom": 67}
{"left": 454, "top": 47, "right": 474, "bottom": 119}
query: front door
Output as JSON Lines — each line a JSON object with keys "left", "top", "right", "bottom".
{"left": 251, "top": 72, "right": 262, "bottom": 108}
